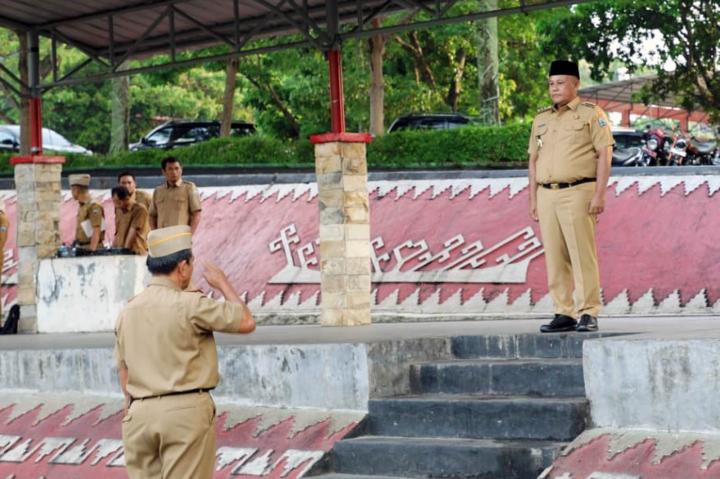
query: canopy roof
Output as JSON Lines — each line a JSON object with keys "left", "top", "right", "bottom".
{"left": 0, "top": 0, "right": 592, "bottom": 89}
{"left": 579, "top": 75, "right": 683, "bottom": 110}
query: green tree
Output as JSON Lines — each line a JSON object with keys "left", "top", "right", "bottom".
{"left": 538, "top": 0, "right": 720, "bottom": 123}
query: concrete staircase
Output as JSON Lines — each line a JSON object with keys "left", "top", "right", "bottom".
{"left": 312, "top": 333, "right": 609, "bottom": 479}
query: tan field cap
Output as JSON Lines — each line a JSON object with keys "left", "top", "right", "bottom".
{"left": 148, "top": 225, "right": 192, "bottom": 257}
{"left": 69, "top": 174, "right": 91, "bottom": 187}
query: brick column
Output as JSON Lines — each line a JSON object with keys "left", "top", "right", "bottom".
{"left": 11, "top": 155, "right": 65, "bottom": 333}
{"left": 311, "top": 133, "right": 373, "bottom": 327}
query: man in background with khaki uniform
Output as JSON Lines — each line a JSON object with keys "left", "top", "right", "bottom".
{"left": 528, "top": 60, "right": 614, "bottom": 333}
{"left": 111, "top": 185, "right": 149, "bottom": 255}
{"left": 118, "top": 171, "right": 152, "bottom": 211}
{"left": 70, "top": 174, "right": 105, "bottom": 252}
{"left": 149, "top": 157, "right": 202, "bottom": 233}
{"left": 114, "top": 225, "right": 255, "bottom": 478}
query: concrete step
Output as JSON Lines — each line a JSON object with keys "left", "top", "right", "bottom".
{"left": 410, "top": 358, "right": 585, "bottom": 397}
{"left": 451, "top": 332, "right": 620, "bottom": 359}
{"left": 368, "top": 395, "right": 588, "bottom": 441}
{"left": 330, "top": 435, "right": 563, "bottom": 479}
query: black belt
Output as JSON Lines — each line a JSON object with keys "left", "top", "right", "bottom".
{"left": 540, "top": 178, "right": 596, "bottom": 190}
{"left": 135, "top": 388, "right": 212, "bottom": 401}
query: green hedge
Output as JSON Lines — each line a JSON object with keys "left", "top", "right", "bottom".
{"left": 368, "top": 122, "right": 530, "bottom": 169}
{"left": 0, "top": 123, "right": 530, "bottom": 174}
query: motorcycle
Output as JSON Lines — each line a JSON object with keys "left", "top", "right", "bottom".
{"left": 612, "top": 146, "right": 646, "bottom": 167}
{"left": 641, "top": 127, "right": 669, "bottom": 166}
{"left": 686, "top": 137, "right": 718, "bottom": 165}
{"left": 667, "top": 135, "right": 690, "bottom": 166}
{"left": 667, "top": 133, "right": 717, "bottom": 166}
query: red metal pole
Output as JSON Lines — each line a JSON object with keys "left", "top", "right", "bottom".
{"left": 29, "top": 97, "right": 42, "bottom": 155}
{"left": 327, "top": 49, "right": 345, "bottom": 133}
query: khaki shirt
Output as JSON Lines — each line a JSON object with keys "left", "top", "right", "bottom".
{"left": 0, "top": 210, "right": 9, "bottom": 255}
{"left": 149, "top": 180, "right": 202, "bottom": 229}
{"left": 76, "top": 200, "right": 105, "bottom": 245}
{"left": 132, "top": 190, "right": 153, "bottom": 212}
{"left": 114, "top": 203, "right": 149, "bottom": 255}
{"left": 114, "top": 277, "right": 246, "bottom": 399}
{"left": 529, "top": 97, "right": 615, "bottom": 184}
{"left": 0, "top": 211, "right": 9, "bottom": 236}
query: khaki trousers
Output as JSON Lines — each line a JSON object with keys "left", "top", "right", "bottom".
{"left": 122, "top": 391, "right": 216, "bottom": 479}
{"left": 536, "top": 182, "right": 602, "bottom": 318}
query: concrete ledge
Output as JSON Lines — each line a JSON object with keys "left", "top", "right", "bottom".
{"left": 0, "top": 336, "right": 453, "bottom": 411}
{"left": 542, "top": 332, "right": 720, "bottom": 478}
{"left": 37, "top": 255, "right": 148, "bottom": 333}
{"left": 584, "top": 333, "right": 720, "bottom": 432}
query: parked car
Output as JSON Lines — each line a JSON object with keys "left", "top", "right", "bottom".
{"left": 130, "top": 120, "right": 256, "bottom": 151}
{"left": 611, "top": 126, "right": 645, "bottom": 150}
{"left": 388, "top": 113, "right": 477, "bottom": 133}
{"left": 0, "top": 124, "right": 92, "bottom": 155}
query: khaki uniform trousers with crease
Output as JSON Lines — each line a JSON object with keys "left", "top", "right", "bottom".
{"left": 536, "top": 182, "right": 602, "bottom": 318}
{"left": 122, "top": 391, "right": 216, "bottom": 479}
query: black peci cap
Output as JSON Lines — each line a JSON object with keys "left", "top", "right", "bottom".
{"left": 549, "top": 60, "right": 579, "bottom": 78}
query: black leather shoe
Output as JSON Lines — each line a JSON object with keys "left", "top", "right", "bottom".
{"left": 576, "top": 314, "right": 598, "bottom": 332}
{"left": 540, "top": 314, "right": 577, "bottom": 333}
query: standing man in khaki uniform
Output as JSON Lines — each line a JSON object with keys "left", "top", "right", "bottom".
{"left": 111, "top": 186, "right": 149, "bottom": 255}
{"left": 528, "top": 60, "right": 614, "bottom": 333}
{"left": 70, "top": 174, "right": 105, "bottom": 252}
{"left": 149, "top": 157, "right": 202, "bottom": 233}
{"left": 118, "top": 171, "right": 152, "bottom": 211}
{"left": 115, "top": 225, "right": 255, "bottom": 478}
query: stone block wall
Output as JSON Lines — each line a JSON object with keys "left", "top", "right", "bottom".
{"left": 315, "top": 141, "right": 371, "bottom": 326}
{"left": 13, "top": 158, "right": 64, "bottom": 333}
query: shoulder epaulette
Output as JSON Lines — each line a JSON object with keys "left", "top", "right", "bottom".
{"left": 580, "top": 101, "right": 597, "bottom": 108}
{"left": 537, "top": 106, "right": 552, "bottom": 113}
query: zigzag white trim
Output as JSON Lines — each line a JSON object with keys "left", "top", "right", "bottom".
{"left": 243, "top": 286, "right": 720, "bottom": 316}
{"left": 2, "top": 175, "right": 720, "bottom": 204}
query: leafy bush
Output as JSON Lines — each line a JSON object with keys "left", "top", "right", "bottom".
{"left": 368, "top": 122, "right": 531, "bottom": 169}
{"left": 0, "top": 123, "right": 530, "bottom": 175}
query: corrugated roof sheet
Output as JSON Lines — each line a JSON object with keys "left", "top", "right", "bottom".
{"left": 0, "top": 0, "right": 398, "bottom": 58}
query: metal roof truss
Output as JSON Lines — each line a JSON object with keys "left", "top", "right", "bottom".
{"left": 0, "top": 0, "right": 592, "bottom": 92}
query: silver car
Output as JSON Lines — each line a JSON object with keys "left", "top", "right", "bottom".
{"left": 0, "top": 124, "right": 92, "bottom": 155}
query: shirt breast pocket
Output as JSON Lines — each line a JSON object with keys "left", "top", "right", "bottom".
{"left": 534, "top": 125, "right": 549, "bottom": 150}
{"left": 565, "top": 121, "right": 589, "bottom": 144}
{"left": 175, "top": 194, "right": 188, "bottom": 210}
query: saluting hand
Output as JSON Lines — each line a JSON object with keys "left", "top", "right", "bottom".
{"left": 588, "top": 195, "right": 605, "bottom": 216}
{"left": 202, "top": 261, "right": 231, "bottom": 291}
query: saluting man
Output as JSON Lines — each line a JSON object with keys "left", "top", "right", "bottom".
{"left": 70, "top": 174, "right": 105, "bottom": 252}
{"left": 149, "top": 157, "right": 202, "bottom": 233}
{"left": 115, "top": 225, "right": 255, "bottom": 478}
{"left": 528, "top": 60, "right": 614, "bottom": 333}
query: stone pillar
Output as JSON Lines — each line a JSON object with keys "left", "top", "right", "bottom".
{"left": 11, "top": 155, "right": 65, "bottom": 333}
{"left": 311, "top": 133, "right": 373, "bottom": 327}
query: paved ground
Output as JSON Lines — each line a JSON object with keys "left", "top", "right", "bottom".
{"left": 1, "top": 315, "right": 718, "bottom": 351}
